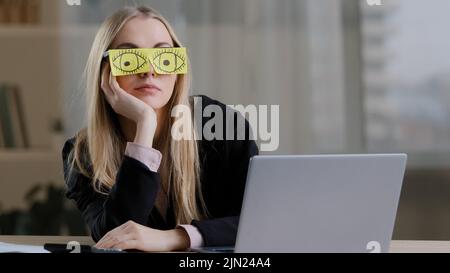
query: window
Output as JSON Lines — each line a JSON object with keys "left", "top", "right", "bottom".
{"left": 362, "top": 0, "right": 450, "bottom": 167}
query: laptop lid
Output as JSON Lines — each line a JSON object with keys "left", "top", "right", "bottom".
{"left": 235, "top": 154, "right": 407, "bottom": 253}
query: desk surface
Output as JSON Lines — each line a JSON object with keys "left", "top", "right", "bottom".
{"left": 1, "top": 236, "right": 449, "bottom": 253}
{"left": 0, "top": 236, "right": 95, "bottom": 246}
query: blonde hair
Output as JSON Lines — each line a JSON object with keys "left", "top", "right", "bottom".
{"left": 69, "top": 6, "right": 206, "bottom": 225}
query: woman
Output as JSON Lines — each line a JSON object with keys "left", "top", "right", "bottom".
{"left": 63, "top": 5, "right": 258, "bottom": 252}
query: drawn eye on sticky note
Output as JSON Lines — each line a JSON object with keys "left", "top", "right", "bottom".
{"left": 106, "top": 47, "right": 188, "bottom": 77}
{"left": 107, "top": 48, "right": 150, "bottom": 76}
{"left": 150, "top": 47, "right": 188, "bottom": 74}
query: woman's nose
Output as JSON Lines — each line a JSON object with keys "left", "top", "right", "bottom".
{"left": 139, "top": 64, "right": 157, "bottom": 78}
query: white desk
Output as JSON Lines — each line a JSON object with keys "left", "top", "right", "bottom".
{"left": 1, "top": 236, "right": 449, "bottom": 253}
{"left": 389, "top": 240, "right": 450, "bottom": 253}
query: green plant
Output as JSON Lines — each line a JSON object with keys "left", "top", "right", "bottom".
{"left": 0, "top": 182, "right": 88, "bottom": 235}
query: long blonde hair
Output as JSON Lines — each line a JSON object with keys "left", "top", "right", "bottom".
{"left": 69, "top": 6, "right": 206, "bottom": 225}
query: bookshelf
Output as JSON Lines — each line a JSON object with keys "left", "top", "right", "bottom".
{"left": 0, "top": 150, "right": 59, "bottom": 163}
{"left": 0, "top": 25, "right": 60, "bottom": 35}
{"left": 0, "top": 0, "right": 70, "bottom": 212}
{"left": 0, "top": 1, "right": 98, "bottom": 153}
{"left": 0, "top": 0, "right": 125, "bottom": 220}
{"left": 0, "top": 0, "right": 60, "bottom": 151}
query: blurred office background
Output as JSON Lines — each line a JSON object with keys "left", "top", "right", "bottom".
{"left": 1, "top": 0, "right": 450, "bottom": 239}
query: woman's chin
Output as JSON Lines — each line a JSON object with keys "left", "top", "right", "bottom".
{"left": 128, "top": 89, "right": 172, "bottom": 110}
{"left": 139, "top": 97, "right": 165, "bottom": 110}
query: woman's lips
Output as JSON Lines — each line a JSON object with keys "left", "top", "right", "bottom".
{"left": 134, "top": 84, "right": 161, "bottom": 94}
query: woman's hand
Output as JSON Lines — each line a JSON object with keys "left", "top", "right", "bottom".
{"left": 94, "top": 220, "right": 190, "bottom": 252}
{"left": 101, "top": 64, "right": 157, "bottom": 147}
{"left": 101, "top": 64, "right": 156, "bottom": 124}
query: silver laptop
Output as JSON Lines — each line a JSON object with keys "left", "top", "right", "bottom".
{"left": 193, "top": 154, "right": 407, "bottom": 253}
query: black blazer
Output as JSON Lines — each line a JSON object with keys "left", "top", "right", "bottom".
{"left": 62, "top": 95, "right": 259, "bottom": 247}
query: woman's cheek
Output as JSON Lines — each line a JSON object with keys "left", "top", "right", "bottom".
{"left": 165, "top": 75, "right": 177, "bottom": 95}
{"left": 116, "top": 76, "right": 135, "bottom": 93}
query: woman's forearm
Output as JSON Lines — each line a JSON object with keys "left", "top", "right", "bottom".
{"left": 165, "top": 228, "right": 191, "bottom": 251}
{"left": 134, "top": 117, "right": 156, "bottom": 148}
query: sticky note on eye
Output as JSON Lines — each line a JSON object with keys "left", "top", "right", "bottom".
{"left": 106, "top": 47, "right": 188, "bottom": 76}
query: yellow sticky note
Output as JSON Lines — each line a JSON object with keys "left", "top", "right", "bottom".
{"left": 106, "top": 47, "right": 188, "bottom": 76}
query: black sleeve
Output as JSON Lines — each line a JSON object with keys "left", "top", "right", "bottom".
{"left": 191, "top": 106, "right": 259, "bottom": 247}
{"left": 62, "top": 138, "right": 160, "bottom": 242}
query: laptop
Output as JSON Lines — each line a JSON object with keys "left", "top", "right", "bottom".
{"left": 193, "top": 154, "right": 407, "bottom": 253}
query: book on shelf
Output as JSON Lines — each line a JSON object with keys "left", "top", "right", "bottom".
{"left": 0, "top": 0, "right": 6, "bottom": 23}
{"left": 7, "top": 0, "right": 22, "bottom": 24}
{"left": 25, "top": 0, "right": 40, "bottom": 24}
{"left": 0, "top": 84, "right": 14, "bottom": 148}
{"left": 0, "top": 0, "right": 41, "bottom": 25}
{"left": 0, "top": 84, "right": 29, "bottom": 149}
{"left": 0, "top": 105, "right": 4, "bottom": 148}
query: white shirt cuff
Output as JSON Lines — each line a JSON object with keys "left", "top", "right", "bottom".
{"left": 124, "top": 142, "right": 162, "bottom": 172}
{"left": 177, "top": 224, "right": 204, "bottom": 249}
